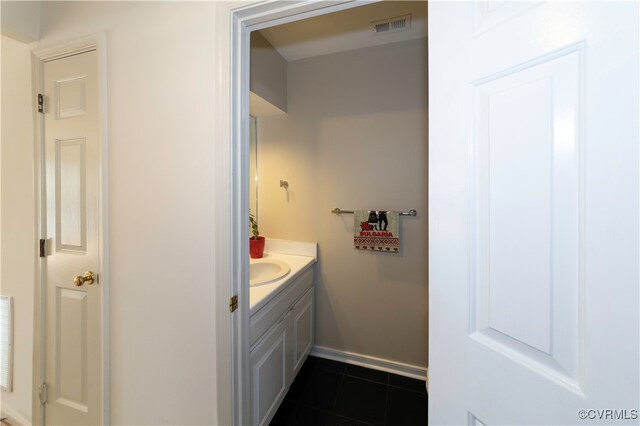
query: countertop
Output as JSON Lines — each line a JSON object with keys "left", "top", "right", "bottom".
{"left": 249, "top": 251, "right": 316, "bottom": 316}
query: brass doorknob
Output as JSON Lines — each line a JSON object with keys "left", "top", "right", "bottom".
{"left": 74, "top": 271, "right": 95, "bottom": 287}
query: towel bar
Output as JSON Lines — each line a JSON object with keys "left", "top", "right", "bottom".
{"left": 331, "top": 208, "right": 417, "bottom": 216}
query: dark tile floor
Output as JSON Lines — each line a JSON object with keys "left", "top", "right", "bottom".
{"left": 271, "top": 356, "right": 428, "bottom": 426}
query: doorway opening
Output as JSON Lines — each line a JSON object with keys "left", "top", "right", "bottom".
{"left": 224, "top": 1, "right": 428, "bottom": 424}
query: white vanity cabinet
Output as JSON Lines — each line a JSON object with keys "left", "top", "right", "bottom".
{"left": 250, "top": 266, "right": 315, "bottom": 426}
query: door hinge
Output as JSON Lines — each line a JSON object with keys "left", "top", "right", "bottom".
{"left": 39, "top": 238, "right": 47, "bottom": 257}
{"left": 39, "top": 382, "right": 48, "bottom": 405}
{"left": 37, "top": 93, "right": 44, "bottom": 113}
{"left": 229, "top": 295, "right": 238, "bottom": 313}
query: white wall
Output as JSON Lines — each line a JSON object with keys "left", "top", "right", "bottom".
{"left": 34, "top": 2, "right": 219, "bottom": 424}
{"left": 258, "top": 38, "right": 428, "bottom": 368}
{"left": 0, "top": 34, "right": 35, "bottom": 425}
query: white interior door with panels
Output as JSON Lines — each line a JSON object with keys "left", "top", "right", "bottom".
{"left": 42, "top": 48, "right": 102, "bottom": 426}
{"left": 429, "top": 2, "right": 638, "bottom": 425}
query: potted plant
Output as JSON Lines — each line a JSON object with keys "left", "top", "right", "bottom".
{"left": 249, "top": 212, "right": 265, "bottom": 258}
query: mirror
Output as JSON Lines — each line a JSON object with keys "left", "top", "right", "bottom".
{"left": 249, "top": 116, "right": 258, "bottom": 220}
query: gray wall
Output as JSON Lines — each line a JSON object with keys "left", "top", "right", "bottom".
{"left": 258, "top": 38, "right": 428, "bottom": 368}
{"left": 251, "top": 32, "right": 287, "bottom": 112}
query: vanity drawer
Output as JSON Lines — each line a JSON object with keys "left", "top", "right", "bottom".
{"left": 250, "top": 266, "right": 313, "bottom": 348}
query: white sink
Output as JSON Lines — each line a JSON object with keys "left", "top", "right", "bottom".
{"left": 250, "top": 258, "right": 291, "bottom": 286}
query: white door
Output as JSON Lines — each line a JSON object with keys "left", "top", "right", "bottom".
{"left": 429, "top": 2, "right": 638, "bottom": 425}
{"left": 43, "top": 49, "right": 101, "bottom": 425}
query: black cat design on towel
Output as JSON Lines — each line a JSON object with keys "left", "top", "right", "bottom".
{"left": 354, "top": 210, "right": 399, "bottom": 253}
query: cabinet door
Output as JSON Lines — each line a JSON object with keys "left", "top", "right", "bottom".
{"left": 250, "top": 315, "right": 289, "bottom": 426}
{"left": 291, "top": 288, "right": 314, "bottom": 376}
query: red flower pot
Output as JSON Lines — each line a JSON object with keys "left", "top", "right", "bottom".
{"left": 249, "top": 236, "right": 266, "bottom": 259}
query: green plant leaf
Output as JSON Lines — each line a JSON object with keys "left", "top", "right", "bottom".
{"left": 249, "top": 211, "right": 260, "bottom": 239}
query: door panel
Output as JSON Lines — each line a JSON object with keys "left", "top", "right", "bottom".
{"left": 44, "top": 49, "right": 100, "bottom": 426}
{"left": 56, "top": 288, "right": 88, "bottom": 412}
{"left": 292, "top": 289, "right": 313, "bottom": 375}
{"left": 430, "top": 1, "right": 638, "bottom": 424}
{"left": 251, "top": 318, "right": 288, "bottom": 426}
{"left": 56, "top": 138, "right": 87, "bottom": 251}
{"left": 473, "top": 49, "right": 581, "bottom": 384}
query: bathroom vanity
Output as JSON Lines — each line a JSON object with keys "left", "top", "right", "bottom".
{"left": 249, "top": 241, "right": 317, "bottom": 426}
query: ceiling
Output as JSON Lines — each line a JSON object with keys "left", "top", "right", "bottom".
{"left": 258, "top": 1, "right": 427, "bottom": 62}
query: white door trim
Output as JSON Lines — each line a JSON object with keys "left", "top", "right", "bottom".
{"left": 31, "top": 33, "right": 109, "bottom": 426}
{"left": 216, "top": 1, "right": 381, "bottom": 424}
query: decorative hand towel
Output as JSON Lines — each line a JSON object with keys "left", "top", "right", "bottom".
{"left": 354, "top": 210, "right": 399, "bottom": 253}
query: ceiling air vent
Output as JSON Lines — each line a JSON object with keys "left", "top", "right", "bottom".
{"left": 371, "top": 14, "right": 411, "bottom": 35}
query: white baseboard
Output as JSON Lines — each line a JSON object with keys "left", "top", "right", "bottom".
{"left": 1, "top": 405, "right": 32, "bottom": 426}
{"left": 311, "top": 345, "right": 428, "bottom": 389}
